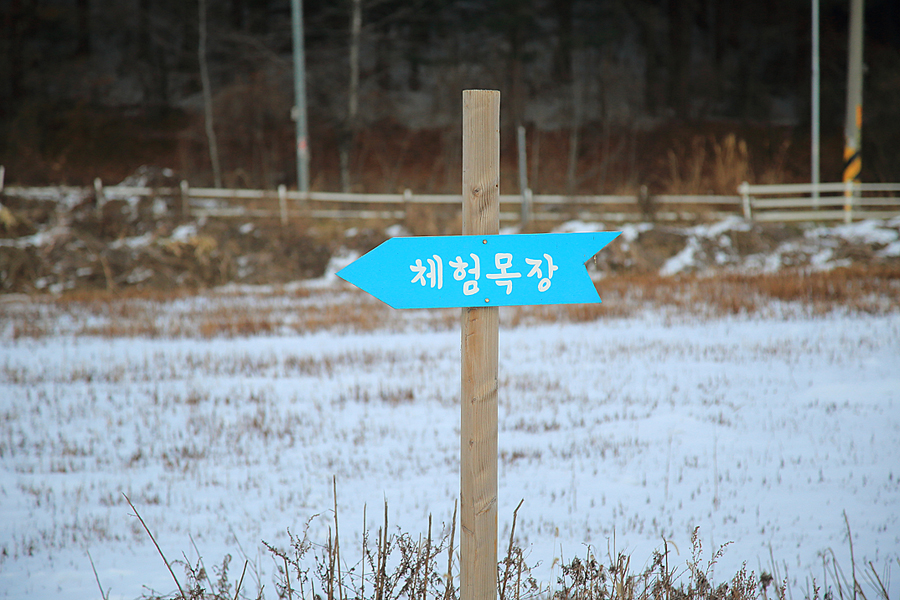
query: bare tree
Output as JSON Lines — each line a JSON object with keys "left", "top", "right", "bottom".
{"left": 340, "top": 0, "right": 362, "bottom": 192}
{"left": 199, "top": 0, "right": 222, "bottom": 187}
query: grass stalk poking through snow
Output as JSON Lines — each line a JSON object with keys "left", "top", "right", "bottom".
{"left": 121, "top": 495, "right": 895, "bottom": 600}
{"left": 125, "top": 493, "right": 187, "bottom": 600}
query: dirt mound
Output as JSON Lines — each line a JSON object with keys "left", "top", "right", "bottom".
{"left": 0, "top": 182, "right": 333, "bottom": 294}
{"left": 591, "top": 217, "right": 900, "bottom": 276}
{"left": 2, "top": 174, "right": 899, "bottom": 295}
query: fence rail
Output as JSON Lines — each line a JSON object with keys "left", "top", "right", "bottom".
{"left": 1, "top": 176, "right": 743, "bottom": 226}
{"left": 2, "top": 169, "right": 899, "bottom": 226}
{"left": 739, "top": 181, "right": 900, "bottom": 223}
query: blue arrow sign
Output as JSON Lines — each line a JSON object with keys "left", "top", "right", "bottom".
{"left": 336, "top": 231, "right": 620, "bottom": 309}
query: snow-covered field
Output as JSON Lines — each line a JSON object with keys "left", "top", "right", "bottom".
{"left": 1, "top": 276, "right": 898, "bottom": 600}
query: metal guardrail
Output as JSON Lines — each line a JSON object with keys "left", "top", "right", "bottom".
{"left": 739, "top": 181, "right": 900, "bottom": 223}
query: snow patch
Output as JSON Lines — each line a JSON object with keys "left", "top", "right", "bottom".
{"left": 385, "top": 224, "right": 410, "bottom": 238}
{"left": 809, "top": 219, "right": 899, "bottom": 246}
{"left": 695, "top": 215, "right": 751, "bottom": 237}
{"left": 321, "top": 248, "right": 361, "bottom": 283}
{"left": 660, "top": 236, "right": 700, "bottom": 275}
{"left": 169, "top": 223, "right": 198, "bottom": 242}
{"left": 1, "top": 300, "right": 897, "bottom": 599}
{"left": 619, "top": 222, "right": 653, "bottom": 242}
{"left": 876, "top": 241, "right": 900, "bottom": 257}
{"left": 554, "top": 220, "right": 606, "bottom": 233}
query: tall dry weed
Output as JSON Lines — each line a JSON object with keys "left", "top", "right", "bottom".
{"left": 666, "top": 134, "right": 753, "bottom": 195}
{"left": 667, "top": 137, "right": 707, "bottom": 195}
{"left": 712, "top": 134, "right": 750, "bottom": 194}
{"left": 120, "top": 493, "right": 896, "bottom": 600}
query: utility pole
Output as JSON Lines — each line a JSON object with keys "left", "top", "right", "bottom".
{"left": 811, "top": 0, "right": 820, "bottom": 208}
{"left": 199, "top": 0, "right": 221, "bottom": 188}
{"left": 517, "top": 125, "right": 531, "bottom": 226}
{"left": 842, "top": 0, "right": 864, "bottom": 221}
{"left": 291, "top": 0, "right": 310, "bottom": 193}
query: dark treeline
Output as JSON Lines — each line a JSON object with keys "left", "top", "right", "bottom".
{"left": 1, "top": 0, "right": 898, "bottom": 189}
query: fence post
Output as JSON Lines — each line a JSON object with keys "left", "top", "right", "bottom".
{"left": 522, "top": 188, "right": 533, "bottom": 228}
{"left": 843, "top": 179, "right": 854, "bottom": 224}
{"left": 739, "top": 181, "right": 752, "bottom": 220}
{"left": 0, "top": 165, "right": 5, "bottom": 194}
{"left": 94, "top": 177, "right": 105, "bottom": 217}
{"left": 278, "top": 184, "right": 288, "bottom": 225}
{"left": 180, "top": 180, "right": 190, "bottom": 219}
{"left": 403, "top": 188, "right": 413, "bottom": 226}
{"left": 638, "top": 184, "right": 657, "bottom": 222}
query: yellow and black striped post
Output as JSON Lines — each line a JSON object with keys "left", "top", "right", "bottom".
{"left": 842, "top": 0, "right": 864, "bottom": 224}
{"left": 843, "top": 104, "right": 862, "bottom": 222}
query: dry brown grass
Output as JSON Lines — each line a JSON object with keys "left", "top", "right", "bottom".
{"left": 507, "top": 266, "right": 900, "bottom": 325}
{"left": 54, "top": 286, "right": 193, "bottom": 305}
{"left": 3, "top": 266, "right": 897, "bottom": 341}
{"left": 129, "top": 502, "right": 894, "bottom": 600}
{"left": 664, "top": 133, "right": 792, "bottom": 194}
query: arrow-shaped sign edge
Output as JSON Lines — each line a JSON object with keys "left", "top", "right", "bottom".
{"left": 336, "top": 231, "right": 621, "bottom": 309}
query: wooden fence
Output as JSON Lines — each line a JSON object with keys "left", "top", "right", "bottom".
{"left": 179, "top": 185, "right": 747, "bottom": 225}
{"left": 1, "top": 174, "right": 742, "bottom": 226}
{"left": 740, "top": 181, "right": 900, "bottom": 223}
{"left": 2, "top": 168, "right": 899, "bottom": 226}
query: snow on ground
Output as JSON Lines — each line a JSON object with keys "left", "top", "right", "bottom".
{"left": 1, "top": 285, "right": 899, "bottom": 600}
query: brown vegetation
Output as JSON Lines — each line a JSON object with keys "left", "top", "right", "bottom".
{"left": 4, "top": 266, "right": 897, "bottom": 342}
{"left": 122, "top": 493, "right": 892, "bottom": 600}
{"left": 1, "top": 111, "right": 816, "bottom": 196}
{"left": 589, "top": 265, "right": 900, "bottom": 318}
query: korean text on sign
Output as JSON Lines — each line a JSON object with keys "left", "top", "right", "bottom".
{"left": 410, "top": 252, "right": 557, "bottom": 295}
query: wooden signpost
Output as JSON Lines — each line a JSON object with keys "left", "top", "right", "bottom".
{"left": 460, "top": 89, "right": 500, "bottom": 600}
{"left": 337, "top": 90, "right": 619, "bottom": 600}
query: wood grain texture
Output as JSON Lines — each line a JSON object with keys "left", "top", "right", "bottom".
{"left": 460, "top": 89, "right": 500, "bottom": 600}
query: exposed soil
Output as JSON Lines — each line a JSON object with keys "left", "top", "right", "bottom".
{"left": 2, "top": 167, "right": 899, "bottom": 297}
{"left": 0, "top": 187, "right": 332, "bottom": 294}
